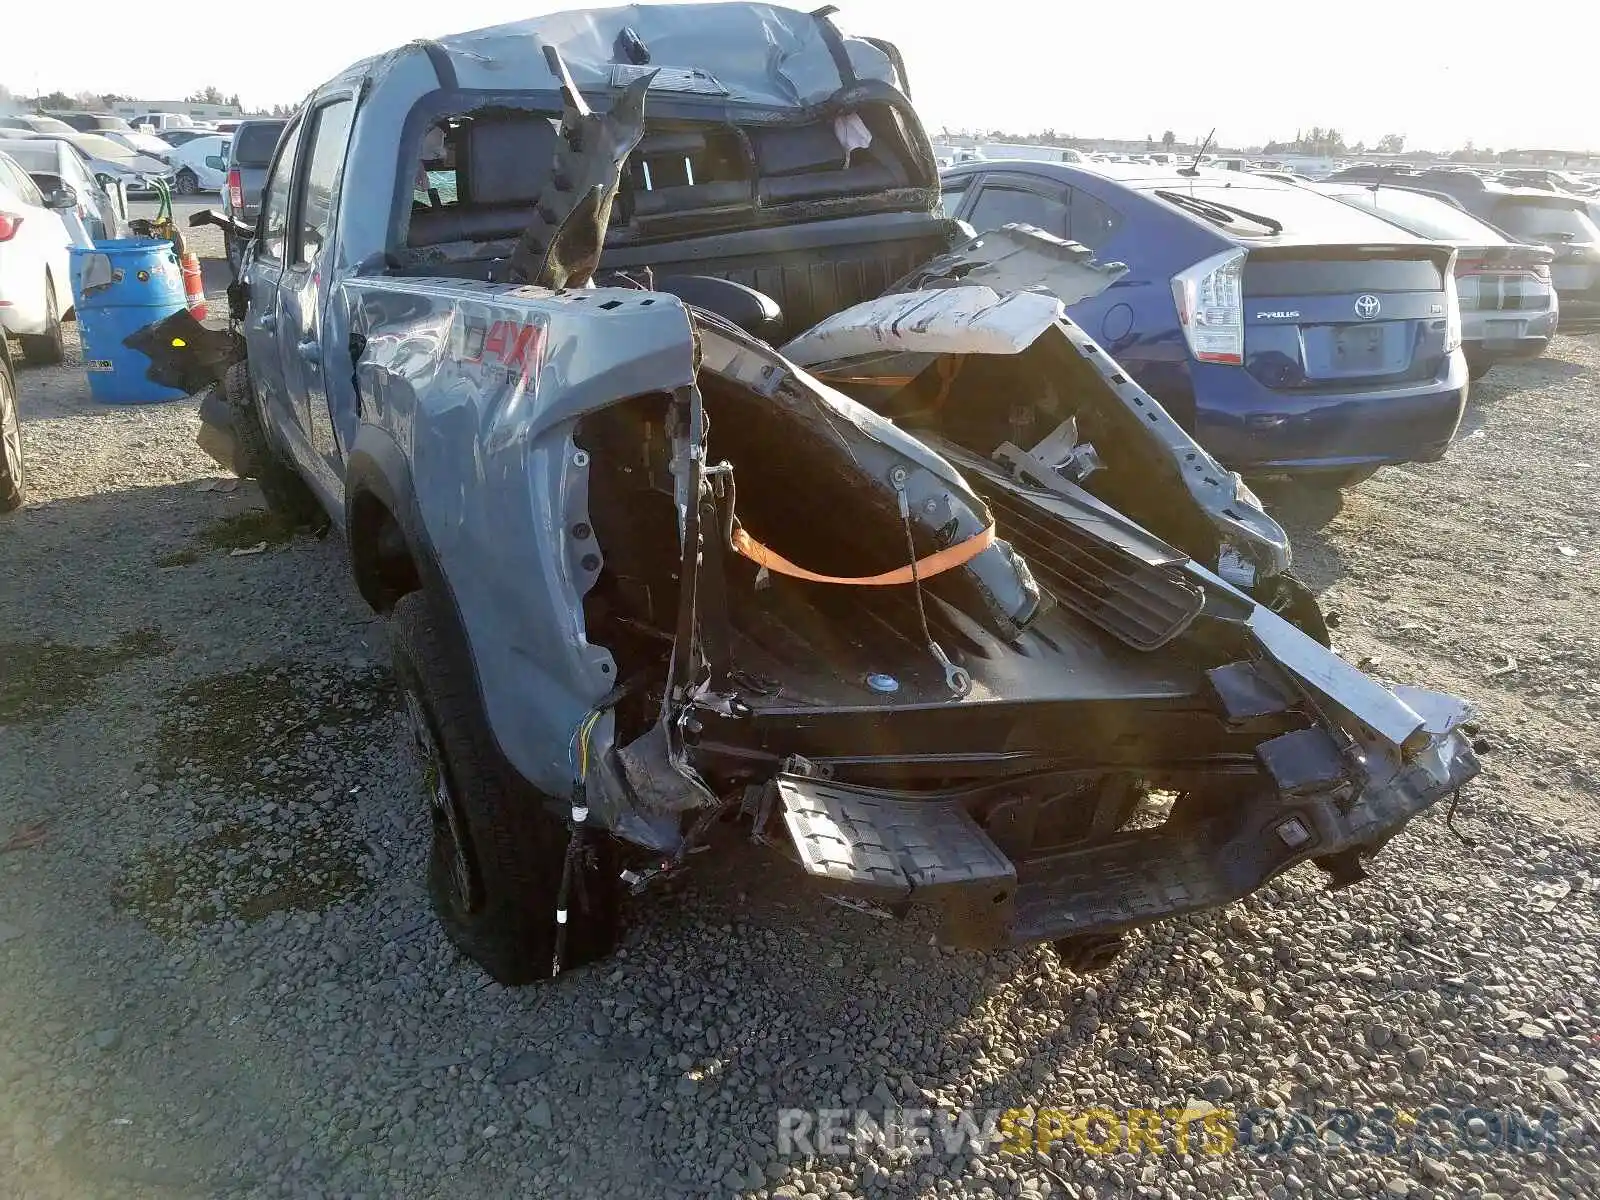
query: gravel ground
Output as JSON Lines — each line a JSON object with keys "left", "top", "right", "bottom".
{"left": 2, "top": 200, "right": 1598, "bottom": 1199}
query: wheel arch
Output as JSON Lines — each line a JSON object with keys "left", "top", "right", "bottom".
{"left": 345, "top": 424, "right": 579, "bottom": 818}
{"left": 345, "top": 428, "right": 427, "bottom": 616}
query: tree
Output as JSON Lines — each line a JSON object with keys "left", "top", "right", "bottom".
{"left": 1376, "top": 132, "right": 1405, "bottom": 154}
{"left": 1162, "top": 130, "right": 1176, "bottom": 152}
{"left": 186, "top": 85, "right": 225, "bottom": 105}
{"left": 227, "top": 93, "right": 241, "bottom": 109}
{"left": 35, "top": 91, "right": 77, "bottom": 111}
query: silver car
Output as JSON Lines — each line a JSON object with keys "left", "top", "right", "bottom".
{"left": 13, "top": 130, "right": 172, "bottom": 197}
{"left": 1313, "top": 182, "right": 1559, "bottom": 377}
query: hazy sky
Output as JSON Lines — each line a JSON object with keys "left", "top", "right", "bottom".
{"left": 5, "top": 0, "right": 1597, "bottom": 152}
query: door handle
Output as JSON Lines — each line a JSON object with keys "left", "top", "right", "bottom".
{"left": 297, "top": 339, "right": 321, "bottom": 365}
{"left": 255, "top": 311, "right": 276, "bottom": 332}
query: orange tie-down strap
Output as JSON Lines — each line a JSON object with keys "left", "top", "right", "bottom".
{"left": 729, "top": 522, "right": 996, "bottom": 586}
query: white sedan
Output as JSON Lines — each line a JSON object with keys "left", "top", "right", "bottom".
{"left": 0, "top": 149, "right": 79, "bottom": 365}
{"left": 168, "top": 134, "right": 230, "bottom": 195}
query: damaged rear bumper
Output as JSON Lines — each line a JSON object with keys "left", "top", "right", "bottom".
{"left": 768, "top": 700, "right": 1477, "bottom": 949}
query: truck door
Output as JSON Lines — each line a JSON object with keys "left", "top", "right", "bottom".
{"left": 278, "top": 95, "right": 355, "bottom": 511}
{"left": 244, "top": 118, "right": 315, "bottom": 470}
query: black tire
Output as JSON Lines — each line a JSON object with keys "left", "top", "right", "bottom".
{"left": 222, "top": 361, "right": 325, "bottom": 529}
{"left": 174, "top": 169, "right": 199, "bottom": 196}
{"left": 0, "top": 356, "right": 23, "bottom": 513}
{"left": 19, "top": 275, "right": 65, "bottom": 366}
{"left": 389, "top": 591, "right": 622, "bottom": 984}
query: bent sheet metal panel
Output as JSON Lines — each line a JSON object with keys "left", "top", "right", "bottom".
{"left": 350, "top": 275, "right": 697, "bottom": 796}
{"left": 406, "top": 3, "right": 901, "bottom": 109}
{"left": 782, "top": 287, "right": 1064, "bottom": 362}
{"left": 782, "top": 279, "right": 1293, "bottom": 579}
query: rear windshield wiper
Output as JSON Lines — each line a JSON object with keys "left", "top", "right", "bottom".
{"left": 1154, "top": 188, "right": 1284, "bottom": 236}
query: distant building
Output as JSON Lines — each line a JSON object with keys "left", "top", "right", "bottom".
{"left": 1500, "top": 148, "right": 1600, "bottom": 169}
{"left": 108, "top": 99, "right": 243, "bottom": 122}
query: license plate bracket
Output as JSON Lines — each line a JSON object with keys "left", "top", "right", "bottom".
{"left": 1332, "top": 324, "right": 1386, "bottom": 371}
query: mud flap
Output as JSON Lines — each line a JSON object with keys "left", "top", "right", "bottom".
{"left": 195, "top": 381, "right": 242, "bottom": 474}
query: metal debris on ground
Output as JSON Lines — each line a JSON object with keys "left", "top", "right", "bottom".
{"left": 229, "top": 542, "right": 269, "bottom": 557}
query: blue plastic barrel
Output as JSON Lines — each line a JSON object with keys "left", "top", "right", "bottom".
{"left": 70, "top": 238, "right": 188, "bottom": 404}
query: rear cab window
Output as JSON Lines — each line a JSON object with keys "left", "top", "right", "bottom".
{"left": 232, "top": 123, "right": 286, "bottom": 168}
{"left": 396, "top": 94, "right": 935, "bottom": 255}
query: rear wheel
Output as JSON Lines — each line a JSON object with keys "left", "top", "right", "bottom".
{"left": 0, "top": 357, "right": 23, "bottom": 512}
{"left": 174, "top": 169, "right": 199, "bottom": 196}
{"left": 389, "top": 591, "right": 622, "bottom": 984}
{"left": 19, "top": 276, "right": 65, "bottom": 366}
{"left": 221, "top": 362, "right": 325, "bottom": 529}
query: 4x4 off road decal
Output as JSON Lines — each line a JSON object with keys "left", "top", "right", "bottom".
{"left": 456, "top": 317, "right": 546, "bottom": 385}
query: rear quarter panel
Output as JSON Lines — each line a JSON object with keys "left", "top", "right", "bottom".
{"left": 1058, "top": 176, "right": 1228, "bottom": 425}
{"left": 344, "top": 275, "right": 698, "bottom": 796}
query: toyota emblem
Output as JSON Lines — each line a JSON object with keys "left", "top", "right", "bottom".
{"left": 1354, "top": 294, "right": 1381, "bottom": 320}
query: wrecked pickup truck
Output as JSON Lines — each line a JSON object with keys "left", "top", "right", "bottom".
{"left": 178, "top": 3, "right": 1480, "bottom": 985}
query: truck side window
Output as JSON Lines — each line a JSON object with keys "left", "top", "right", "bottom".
{"left": 294, "top": 99, "right": 354, "bottom": 264}
{"left": 259, "top": 121, "right": 304, "bottom": 264}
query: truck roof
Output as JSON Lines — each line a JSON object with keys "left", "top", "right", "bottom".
{"left": 336, "top": 2, "right": 904, "bottom": 110}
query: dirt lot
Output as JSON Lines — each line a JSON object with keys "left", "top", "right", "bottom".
{"left": 1, "top": 202, "right": 1598, "bottom": 1200}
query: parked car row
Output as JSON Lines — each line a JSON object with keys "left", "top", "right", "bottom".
{"left": 0, "top": 148, "right": 79, "bottom": 369}
{"left": 0, "top": 110, "right": 284, "bottom": 203}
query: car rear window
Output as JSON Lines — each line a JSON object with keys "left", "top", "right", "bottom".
{"left": 1491, "top": 199, "right": 1600, "bottom": 243}
{"left": 0, "top": 143, "right": 52, "bottom": 172}
{"left": 1349, "top": 188, "right": 1507, "bottom": 243}
{"left": 232, "top": 123, "right": 286, "bottom": 168}
{"left": 1153, "top": 181, "right": 1420, "bottom": 242}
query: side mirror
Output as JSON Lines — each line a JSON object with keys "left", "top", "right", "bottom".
{"left": 44, "top": 184, "right": 78, "bottom": 211}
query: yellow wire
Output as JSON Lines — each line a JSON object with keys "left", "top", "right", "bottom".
{"left": 576, "top": 709, "right": 603, "bottom": 781}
